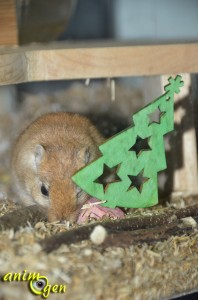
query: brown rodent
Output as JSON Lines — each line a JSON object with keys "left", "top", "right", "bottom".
{"left": 11, "top": 112, "right": 104, "bottom": 222}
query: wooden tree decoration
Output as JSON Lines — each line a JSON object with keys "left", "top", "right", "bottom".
{"left": 72, "top": 75, "right": 184, "bottom": 208}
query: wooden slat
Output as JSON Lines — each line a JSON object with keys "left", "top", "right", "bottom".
{"left": 0, "top": 0, "right": 18, "bottom": 46}
{"left": 0, "top": 42, "right": 198, "bottom": 85}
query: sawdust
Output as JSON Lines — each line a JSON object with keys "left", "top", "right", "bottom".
{"left": 0, "top": 197, "right": 198, "bottom": 300}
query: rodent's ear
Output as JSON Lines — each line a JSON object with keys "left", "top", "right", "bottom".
{"left": 35, "top": 144, "right": 45, "bottom": 168}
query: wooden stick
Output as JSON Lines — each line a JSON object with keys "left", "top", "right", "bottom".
{"left": 0, "top": 205, "right": 46, "bottom": 231}
{"left": 101, "top": 218, "right": 197, "bottom": 248}
{"left": 1, "top": 42, "right": 198, "bottom": 85}
{"left": 41, "top": 204, "right": 198, "bottom": 253}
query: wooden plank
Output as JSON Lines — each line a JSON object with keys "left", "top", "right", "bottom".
{"left": 0, "top": 42, "right": 198, "bottom": 84}
{"left": 0, "top": 0, "right": 18, "bottom": 46}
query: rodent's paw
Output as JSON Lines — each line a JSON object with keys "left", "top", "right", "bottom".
{"left": 77, "top": 198, "right": 124, "bottom": 224}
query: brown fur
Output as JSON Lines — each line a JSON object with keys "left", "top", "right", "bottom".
{"left": 11, "top": 112, "right": 104, "bottom": 222}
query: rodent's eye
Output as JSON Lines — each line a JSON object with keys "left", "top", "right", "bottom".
{"left": 41, "top": 184, "right": 49, "bottom": 197}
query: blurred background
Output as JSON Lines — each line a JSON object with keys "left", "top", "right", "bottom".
{"left": 17, "top": 0, "right": 198, "bottom": 44}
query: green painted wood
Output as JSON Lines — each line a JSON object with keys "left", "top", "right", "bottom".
{"left": 72, "top": 75, "right": 184, "bottom": 208}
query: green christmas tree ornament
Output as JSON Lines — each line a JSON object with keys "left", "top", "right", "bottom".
{"left": 72, "top": 75, "right": 184, "bottom": 209}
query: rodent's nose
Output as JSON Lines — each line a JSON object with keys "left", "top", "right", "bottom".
{"left": 48, "top": 207, "right": 79, "bottom": 223}
{"left": 48, "top": 181, "right": 81, "bottom": 223}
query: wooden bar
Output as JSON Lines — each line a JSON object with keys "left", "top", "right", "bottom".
{"left": 0, "top": 42, "right": 198, "bottom": 85}
{"left": 0, "top": 0, "right": 18, "bottom": 46}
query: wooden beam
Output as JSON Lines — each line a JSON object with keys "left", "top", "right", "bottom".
{"left": 0, "top": 0, "right": 18, "bottom": 46}
{"left": 0, "top": 42, "right": 198, "bottom": 85}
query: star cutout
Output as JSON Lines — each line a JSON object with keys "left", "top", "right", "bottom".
{"left": 94, "top": 164, "right": 122, "bottom": 193}
{"left": 129, "top": 136, "right": 151, "bottom": 157}
{"left": 148, "top": 106, "right": 166, "bottom": 125}
{"left": 127, "top": 169, "right": 149, "bottom": 193}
